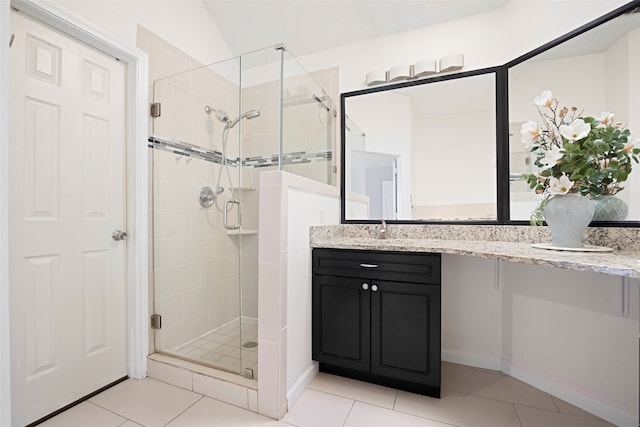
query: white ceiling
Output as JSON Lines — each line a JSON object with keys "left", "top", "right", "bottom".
{"left": 202, "top": 0, "right": 507, "bottom": 57}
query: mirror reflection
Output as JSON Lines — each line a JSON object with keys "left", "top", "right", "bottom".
{"left": 344, "top": 71, "right": 498, "bottom": 221}
{"left": 508, "top": 9, "right": 640, "bottom": 222}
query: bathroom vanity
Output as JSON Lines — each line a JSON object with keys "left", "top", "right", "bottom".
{"left": 309, "top": 224, "right": 640, "bottom": 423}
{"left": 312, "top": 248, "right": 442, "bottom": 397}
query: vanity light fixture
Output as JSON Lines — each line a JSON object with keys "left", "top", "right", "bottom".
{"left": 412, "top": 59, "right": 438, "bottom": 78}
{"left": 388, "top": 64, "right": 411, "bottom": 82}
{"left": 439, "top": 54, "right": 464, "bottom": 72}
{"left": 365, "top": 54, "right": 464, "bottom": 86}
{"left": 366, "top": 69, "right": 387, "bottom": 86}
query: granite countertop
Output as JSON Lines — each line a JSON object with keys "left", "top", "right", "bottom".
{"left": 309, "top": 225, "right": 640, "bottom": 278}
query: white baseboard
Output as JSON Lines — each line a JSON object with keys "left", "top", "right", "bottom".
{"left": 502, "top": 359, "right": 638, "bottom": 427}
{"left": 441, "top": 349, "right": 502, "bottom": 371}
{"left": 286, "top": 362, "right": 319, "bottom": 409}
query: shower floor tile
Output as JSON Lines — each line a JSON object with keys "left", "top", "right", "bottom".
{"left": 168, "top": 317, "right": 259, "bottom": 378}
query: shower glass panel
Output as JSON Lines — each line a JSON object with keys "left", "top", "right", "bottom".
{"left": 240, "top": 47, "right": 335, "bottom": 185}
{"left": 150, "top": 46, "right": 335, "bottom": 380}
{"left": 281, "top": 50, "right": 335, "bottom": 185}
{"left": 151, "top": 55, "right": 250, "bottom": 377}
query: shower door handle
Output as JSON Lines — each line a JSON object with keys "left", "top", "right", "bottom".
{"left": 224, "top": 199, "right": 241, "bottom": 230}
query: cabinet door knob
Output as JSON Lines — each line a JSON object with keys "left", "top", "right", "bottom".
{"left": 371, "top": 284, "right": 379, "bottom": 292}
{"left": 362, "top": 283, "right": 369, "bottom": 290}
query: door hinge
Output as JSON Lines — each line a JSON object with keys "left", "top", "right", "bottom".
{"left": 151, "top": 314, "right": 162, "bottom": 329}
{"left": 9, "top": 34, "right": 15, "bottom": 48}
{"left": 150, "top": 102, "right": 161, "bottom": 118}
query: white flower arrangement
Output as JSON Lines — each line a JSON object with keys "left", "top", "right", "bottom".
{"left": 520, "top": 90, "right": 640, "bottom": 224}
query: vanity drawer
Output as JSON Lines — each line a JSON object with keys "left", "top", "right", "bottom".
{"left": 312, "top": 248, "right": 440, "bottom": 284}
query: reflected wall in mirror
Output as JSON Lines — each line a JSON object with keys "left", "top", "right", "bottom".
{"left": 508, "top": 5, "right": 640, "bottom": 222}
{"left": 343, "top": 69, "right": 499, "bottom": 222}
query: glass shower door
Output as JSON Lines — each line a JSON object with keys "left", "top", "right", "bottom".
{"left": 148, "top": 44, "right": 334, "bottom": 380}
{"left": 150, "top": 58, "right": 249, "bottom": 377}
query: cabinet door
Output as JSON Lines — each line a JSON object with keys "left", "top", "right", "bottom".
{"left": 370, "top": 280, "right": 440, "bottom": 387}
{"left": 312, "top": 275, "right": 370, "bottom": 372}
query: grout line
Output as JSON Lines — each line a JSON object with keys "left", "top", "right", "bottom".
{"left": 341, "top": 400, "right": 356, "bottom": 427}
{"left": 447, "top": 389, "right": 559, "bottom": 413}
{"left": 85, "top": 401, "right": 134, "bottom": 425}
{"left": 389, "top": 405, "right": 462, "bottom": 427}
{"left": 161, "top": 395, "right": 205, "bottom": 427}
{"left": 305, "top": 386, "right": 394, "bottom": 412}
{"left": 513, "top": 402, "right": 615, "bottom": 423}
{"left": 512, "top": 403, "right": 524, "bottom": 427}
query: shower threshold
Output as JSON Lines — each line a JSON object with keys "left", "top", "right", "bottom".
{"left": 147, "top": 352, "right": 257, "bottom": 406}
{"left": 156, "top": 317, "right": 258, "bottom": 380}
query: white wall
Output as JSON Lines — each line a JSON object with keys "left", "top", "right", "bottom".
{"left": 441, "top": 256, "right": 502, "bottom": 369}
{"left": 299, "top": 1, "right": 628, "bottom": 92}
{"left": 53, "top": 0, "right": 231, "bottom": 66}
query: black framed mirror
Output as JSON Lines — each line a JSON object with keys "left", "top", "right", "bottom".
{"left": 505, "top": 0, "right": 640, "bottom": 226}
{"left": 340, "top": 0, "right": 640, "bottom": 227}
{"left": 341, "top": 67, "right": 507, "bottom": 223}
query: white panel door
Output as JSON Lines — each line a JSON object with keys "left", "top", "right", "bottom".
{"left": 9, "top": 12, "right": 127, "bottom": 427}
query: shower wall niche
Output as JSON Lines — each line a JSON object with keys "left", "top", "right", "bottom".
{"left": 150, "top": 45, "right": 336, "bottom": 380}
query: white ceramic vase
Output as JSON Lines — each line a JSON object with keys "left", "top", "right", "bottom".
{"left": 543, "top": 194, "right": 595, "bottom": 248}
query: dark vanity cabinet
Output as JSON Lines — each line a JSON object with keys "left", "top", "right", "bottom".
{"left": 312, "top": 248, "right": 441, "bottom": 397}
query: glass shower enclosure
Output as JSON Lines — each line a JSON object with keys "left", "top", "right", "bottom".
{"left": 150, "top": 46, "right": 334, "bottom": 380}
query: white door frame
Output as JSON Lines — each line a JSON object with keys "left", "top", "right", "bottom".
{"left": 0, "top": 0, "right": 149, "bottom": 423}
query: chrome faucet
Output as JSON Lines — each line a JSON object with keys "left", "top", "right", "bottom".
{"left": 378, "top": 219, "right": 388, "bottom": 239}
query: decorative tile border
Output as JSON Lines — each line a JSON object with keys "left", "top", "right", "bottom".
{"left": 149, "top": 136, "right": 332, "bottom": 169}
{"left": 149, "top": 136, "right": 235, "bottom": 165}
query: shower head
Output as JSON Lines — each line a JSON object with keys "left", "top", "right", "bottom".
{"left": 225, "top": 109, "right": 261, "bottom": 130}
{"left": 204, "top": 105, "right": 230, "bottom": 123}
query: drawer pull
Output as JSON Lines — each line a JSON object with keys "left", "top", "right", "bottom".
{"left": 359, "top": 263, "right": 379, "bottom": 268}
{"left": 371, "top": 284, "right": 379, "bottom": 292}
{"left": 362, "top": 283, "right": 369, "bottom": 290}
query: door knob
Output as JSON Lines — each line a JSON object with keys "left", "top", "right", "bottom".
{"left": 371, "top": 284, "right": 379, "bottom": 292}
{"left": 112, "top": 230, "right": 128, "bottom": 241}
{"left": 362, "top": 283, "right": 369, "bottom": 290}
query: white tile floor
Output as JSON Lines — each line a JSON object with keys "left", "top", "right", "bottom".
{"left": 164, "top": 317, "right": 258, "bottom": 378}
{"left": 38, "top": 363, "right": 616, "bottom": 427}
